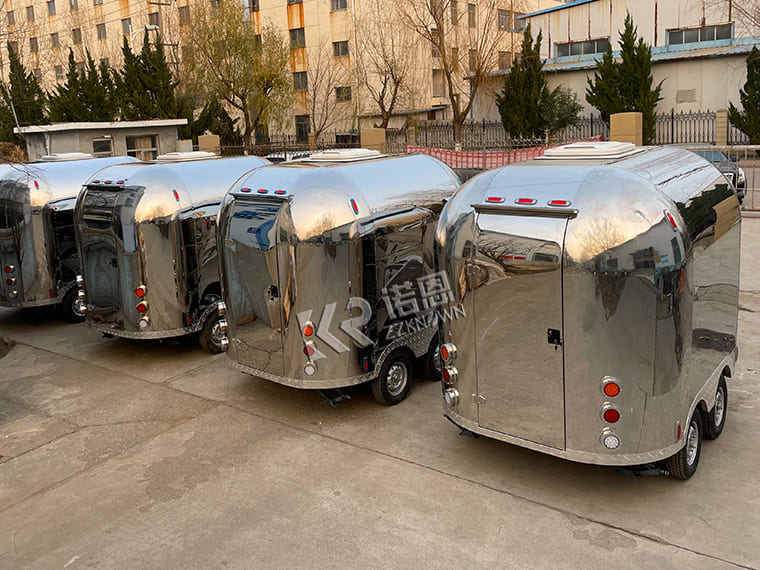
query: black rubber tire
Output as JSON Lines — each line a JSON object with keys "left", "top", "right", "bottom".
{"left": 421, "top": 335, "right": 442, "bottom": 381}
{"left": 703, "top": 376, "right": 728, "bottom": 440}
{"left": 198, "top": 312, "right": 225, "bottom": 354}
{"left": 60, "top": 288, "right": 85, "bottom": 323}
{"left": 665, "top": 410, "right": 703, "bottom": 480}
{"left": 371, "top": 350, "right": 413, "bottom": 405}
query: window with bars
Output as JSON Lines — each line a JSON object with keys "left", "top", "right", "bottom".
{"left": 47, "top": 1, "right": 56, "bottom": 16}
{"left": 333, "top": 40, "right": 349, "bottom": 57}
{"left": 335, "top": 86, "right": 351, "bottom": 102}
{"left": 293, "top": 71, "right": 307, "bottom": 91}
{"left": 667, "top": 23, "right": 732, "bottom": 45}
{"left": 97, "top": 23, "right": 106, "bottom": 39}
{"left": 467, "top": 3, "right": 475, "bottom": 27}
{"left": 51, "top": 32, "right": 59, "bottom": 48}
{"left": 295, "top": 115, "right": 309, "bottom": 143}
{"left": 290, "top": 28, "right": 305, "bottom": 49}
{"left": 498, "top": 9, "right": 510, "bottom": 30}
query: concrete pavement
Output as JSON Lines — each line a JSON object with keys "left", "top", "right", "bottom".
{"left": 0, "top": 218, "right": 759, "bottom": 568}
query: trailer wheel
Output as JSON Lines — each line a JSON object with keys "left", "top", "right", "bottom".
{"left": 371, "top": 350, "right": 413, "bottom": 405}
{"left": 703, "top": 376, "right": 727, "bottom": 440}
{"left": 665, "top": 411, "right": 702, "bottom": 480}
{"left": 199, "top": 313, "right": 225, "bottom": 354}
{"left": 421, "top": 336, "right": 442, "bottom": 381}
{"left": 60, "top": 288, "right": 85, "bottom": 323}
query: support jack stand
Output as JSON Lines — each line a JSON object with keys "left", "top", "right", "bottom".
{"left": 444, "top": 415, "right": 479, "bottom": 438}
{"left": 615, "top": 463, "right": 665, "bottom": 479}
{"left": 318, "top": 389, "right": 351, "bottom": 407}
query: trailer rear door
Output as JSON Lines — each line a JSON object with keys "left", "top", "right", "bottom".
{"left": 472, "top": 212, "right": 567, "bottom": 450}
{"left": 222, "top": 199, "right": 286, "bottom": 376}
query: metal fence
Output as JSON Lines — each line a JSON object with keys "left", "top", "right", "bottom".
{"left": 654, "top": 110, "right": 716, "bottom": 145}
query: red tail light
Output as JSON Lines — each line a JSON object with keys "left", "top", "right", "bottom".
{"left": 665, "top": 211, "right": 678, "bottom": 230}
{"left": 136, "top": 301, "right": 148, "bottom": 314}
{"left": 257, "top": 188, "right": 268, "bottom": 194}
{"left": 135, "top": 286, "right": 146, "bottom": 298}
{"left": 173, "top": 189, "right": 180, "bottom": 201}
{"left": 548, "top": 200, "right": 571, "bottom": 207}
{"left": 350, "top": 199, "right": 359, "bottom": 214}
{"left": 3, "top": 265, "right": 12, "bottom": 273}
{"left": 303, "top": 344, "right": 315, "bottom": 357}
{"left": 603, "top": 408, "right": 620, "bottom": 423}
{"left": 486, "top": 196, "right": 504, "bottom": 203}
{"left": 515, "top": 198, "right": 536, "bottom": 205}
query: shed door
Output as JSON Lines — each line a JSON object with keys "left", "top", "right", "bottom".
{"left": 472, "top": 213, "right": 567, "bottom": 450}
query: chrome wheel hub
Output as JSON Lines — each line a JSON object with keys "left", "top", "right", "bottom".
{"left": 386, "top": 362, "right": 408, "bottom": 396}
{"left": 686, "top": 421, "right": 699, "bottom": 466}
{"left": 714, "top": 387, "right": 725, "bottom": 427}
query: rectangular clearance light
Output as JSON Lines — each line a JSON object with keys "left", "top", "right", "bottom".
{"left": 485, "top": 196, "right": 504, "bottom": 203}
{"left": 274, "top": 190, "right": 286, "bottom": 195}
{"left": 241, "top": 187, "right": 252, "bottom": 193}
{"left": 350, "top": 199, "right": 359, "bottom": 214}
{"left": 257, "top": 189, "right": 269, "bottom": 194}
{"left": 548, "top": 200, "right": 571, "bottom": 207}
{"left": 515, "top": 198, "right": 537, "bottom": 205}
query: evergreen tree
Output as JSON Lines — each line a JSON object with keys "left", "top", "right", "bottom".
{"left": 729, "top": 46, "right": 760, "bottom": 144}
{"left": 114, "top": 33, "right": 182, "bottom": 120}
{"left": 48, "top": 50, "right": 117, "bottom": 122}
{"left": 0, "top": 43, "right": 46, "bottom": 142}
{"left": 189, "top": 98, "right": 243, "bottom": 146}
{"left": 496, "top": 25, "right": 582, "bottom": 139}
{"left": 586, "top": 13, "right": 662, "bottom": 144}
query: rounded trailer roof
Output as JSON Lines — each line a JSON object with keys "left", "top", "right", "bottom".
{"left": 227, "top": 153, "right": 460, "bottom": 240}
{"left": 0, "top": 155, "right": 141, "bottom": 204}
{"left": 84, "top": 155, "right": 271, "bottom": 214}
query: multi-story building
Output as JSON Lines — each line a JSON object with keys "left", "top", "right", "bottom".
{"left": 0, "top": 0, "right": 557, "bottom": 139}
{"left": 473, "top": 0, "right": 760, "bottom": 121}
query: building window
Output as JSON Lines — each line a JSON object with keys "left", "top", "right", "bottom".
{"left": 432, "top": 69, "right": 444, "bottom": 97}
{"left": 148, "top": 12, "right": 160, "bottom": 27}
{"left": 30, "top": 37, "right": 38, "bottom": 52}
{"left": 93, "top": 0, "right": 102, "bottom": 5}
{"left": 331, "top": 0, "right": 346, "bottom": 10}
{"left": 290, "top": 28, "right": 305, "bottom": 49}
{"left": 253, "top": 34, "right": 262, "bottom": 49}
{"left": 295, "top": 115, "right": 309, "bottom": 143}
{"left": 293, "top": 71, "right": 307, "bottom": 91}
{"left": 8, "top": 41, "right": 18, "bottom": 54}
{"left": 469, "top": 48, "right": 477, "bottom": 71}
{"left": 92, "top": 139, "right": 113, "bottom": 157}
{"left": 76, "top": 61, "right": 85, "bottom": 71}
{"left": 100, "top": 57, "right": 109, "bottom": 67}
{"left": 555, "top": 37, "right": 609, "bottom": 57}
{"left": 122, "top": 18, "right": 131, "bottom": 35}
{"left": 288, "top": 0, "right": 302, "bottom": 4}
{"left": 247, "top": 0, "right": 259, "bottom": 11}
{"left": 70, "top": 0, "right": 78, "bottom": 10}
{"left": 33, "top": 68, "right": 41, "bottom": 80}
{"left": 450, "top": 47, "right": 459, "bottom": 70}
{"left": 55, "top": 65, "right": 63, "bottom": 80}
{"left": 126, "top": 135, "right": 158, "bottom": 161}
{"left": 667, "top": 23, "right": 732, "bottom": 46}
{"left": 333, "top": 40, "right": 349, "bottom": 57}
{"left": 468, "top": 3, "right": 475, "bottom": 27}
{"left": 513, "top": 12, "right": 525, "bottom": 32}
{"left": 450, "top": 0, "right": 457, "bottom": 24}
{"left": 431, "top": 30, "right": 440, "bottom": 57}
{"left": 72, "top": 27, "right": 82, "bottom": 44}
{"left": 498, "top": 50, "right": 511, "bottom": 70}
{"left": 47, "top": 1, "right": 56, "bottom": 16}
{"left": 178, "top": 6, "right": 190, "bottom": 25}
{"left": 26, "top": 6, "right": 34, "bottom": 21}
{"left": 97, "top": 23, "right": 106, "bottom": 39}
{"left": 498, "top": 9, "right": 510, "bottom": 30}
{"left": 335, "top": 86, "right": 351, "bottom": 102}
{"left": 7, "top": 11, "right": 14, "bottom": 25}
{"left": 51, "top": 32, "right": 60, "bottom": 47}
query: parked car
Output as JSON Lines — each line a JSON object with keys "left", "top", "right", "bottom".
{"left": 691, "top": 149, "right": 745, "bottom": 203}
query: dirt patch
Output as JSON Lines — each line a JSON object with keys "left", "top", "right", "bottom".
{"left": 0, "top": 338, "right": 15, "bottom": 359}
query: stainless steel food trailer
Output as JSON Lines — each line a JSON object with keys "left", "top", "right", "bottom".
{"left": 0, "top": 153, "right": 140, "bottom": 321}
{"left": 435, "top": 142, "right": 740, "bottom": 479}
{"left": 217, "top": 149, "right": 461, "bottom": 404}
{"left": 74, "top": 152, "right": 269, "bottom": 352}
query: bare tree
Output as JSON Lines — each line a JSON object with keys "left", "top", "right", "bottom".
{"left": 181, "top": 0, "right": 292, "bottom": 149}
{"left": 702, "top": 0, "right": 760, "bottom": 35}
{"left": 352, "top": 0, "right": 420, "bottom": 128}
{"left": 305, "top": 39, "right": 353, "bottom": 142}
{"left": 400, "top": 0, "right": 516, "bottom": 142}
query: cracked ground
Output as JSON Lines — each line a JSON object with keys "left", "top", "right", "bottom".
{"left": 0, "top": 218, "right": 759, "bottom": 569}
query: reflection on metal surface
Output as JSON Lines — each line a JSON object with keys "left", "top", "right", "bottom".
{"left": 436, "top": 144, "right": 740, "bottom": 466}
{"left": 0, "top": 156, "right": 140, "bottom": 309}
{"left": 219, "top": 153, "right": 461, "bottom": 390}
{"left": 75, "top": 156, "right": 269, "bottom": 340}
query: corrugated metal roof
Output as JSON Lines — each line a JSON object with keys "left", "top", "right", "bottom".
{"left": 519, "top": 0, "right": 599, "bottom": 19}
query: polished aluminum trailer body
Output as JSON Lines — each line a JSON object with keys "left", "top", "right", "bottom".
{"left": 435, "top": 143, "right": 740, "bottom": 466}
{"left": 75, "top": 155, "right": 269, "bottom": 345}
{"left": 218, "top": 151, "right": 460, "bottom": 394}
{"left": 0, "top": 155, "right": 139, "bottom": 313}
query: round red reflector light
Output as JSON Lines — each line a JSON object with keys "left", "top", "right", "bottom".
{"left": 603, "top": 382, "right": 620, "bottom": 397}
{"left": 442, "top": 368, "right": 450, "bottom": 383}
{"left": 5, "top": 278, "right": 12, "bottom": 286}
{"left": 603, "top": 408, "right": 620, "bottom": 423}
{"left": 135, "top": 287, "right": 145, "bottom": 298}
{"left": 136, "top": 302, "right": 148, "bottom": 314}
{"left": 303, "top": 345, "right": 315, "bottom": 357}
{"left": 3, "top": 266, "right": 11, "bottom": 273}
{"left": 302, "top": 325, "right": 314, "bottom": 337}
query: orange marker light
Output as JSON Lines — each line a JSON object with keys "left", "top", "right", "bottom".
{"left": 302, "top": 324, "right": 314, "bottom": 337}
{"left": 603, "top": 382, "right": 620, "bottom": 397}
{"left": 441, "top": 345, "right": 449, "bottom": 361}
